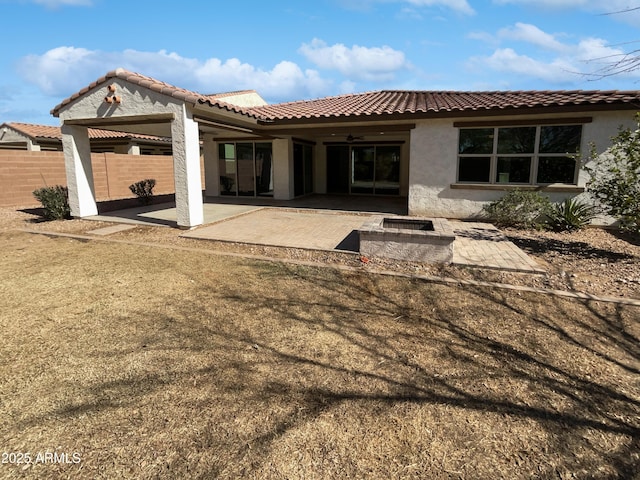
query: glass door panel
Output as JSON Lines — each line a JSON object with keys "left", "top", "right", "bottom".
{"left": 326, "top": 146, "right": 349, "bottom": 194}
{"left": 294, "top": 143, "right": 305, "bottom": 197}
{"left": 255, "top": 143, "right": 273, "bottom": 196}
{"left": 374, "top": 146, "right": 400, "bottom": 195}
{"left": 303, "top": 145, "right": 313, "bottom": 195}
{"left": 218, "top": 143, "right": 237, "bottom": 195}
{"left": 236, "top": 143, "right": 255, "bottom": 196}
{"left": 351, "top": 146, "right": 375, "bottom": 194}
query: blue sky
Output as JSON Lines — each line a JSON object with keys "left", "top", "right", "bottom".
{"left": 1, "top": 0, "right": 639, "bottom": 125}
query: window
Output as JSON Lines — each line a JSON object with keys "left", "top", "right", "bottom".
{"left": 218, "top": 142, "right": 273, "bottom": 196}
{"left": 457, "top": 124, "right": 582, "bottom": 185}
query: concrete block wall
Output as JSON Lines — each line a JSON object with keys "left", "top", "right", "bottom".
{"left": 0, "top": 150, "right": 205, "bottom": 207}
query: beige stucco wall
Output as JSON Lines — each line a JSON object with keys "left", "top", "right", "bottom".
{"left": 408, "top": 111, "right": 638, "bottom": 221}
{"left": 57, "top": 78, "right": 185, "bottom": 130}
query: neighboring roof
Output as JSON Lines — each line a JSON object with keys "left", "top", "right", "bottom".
{"left": 251, "top": 90, "right": 640, "bottom": 122}
{"left": 50, "top": 68, "right": 258, "bottom": 118}
{"left": 208, "top": 89, "right": 260, "bottom": 99}
{"left": 2, "top": 122, "right": 171, "bottom": 143}
{"left": 50, "top": 68, "right": 640, "bottom": 124}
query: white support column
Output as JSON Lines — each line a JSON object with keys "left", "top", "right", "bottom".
{"left": 127, "top": 143, "right": 141, "bottom": 155}
{"left": 61, "top": 124, "right": 97, "bottom": 217}
{"left": 26, "top": 139, "right": 41, "bottom": 151}
{"left": 202, "top": 134, "right": 220, "bottom": 197}
{"left": 171, "top": 106, "right": 203, "bottom": 228}
{"left": 272, "top": 138, "right": 294, "bottom": 200}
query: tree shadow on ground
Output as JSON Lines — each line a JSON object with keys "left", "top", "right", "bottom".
{"left": 506, "top": 234, "right": 636, "bottom": 262}
{"left": 20, "top": 259, "right": 640, "bottom": 479}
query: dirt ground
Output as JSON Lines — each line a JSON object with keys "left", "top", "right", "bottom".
{"left": 0, "top": 206, "right": 639, "bottom": 479}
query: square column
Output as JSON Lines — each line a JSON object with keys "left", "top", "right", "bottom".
{"left": 171, "top": 106, "right": 203, "bottom": 228}
{"left": 61, "top": 124, "right": 97, "bottom": 217}
{"left": 272, "top": 138, "right": 293, "bottom": 200}
{"left": 202, "top": 134, "right": 220, "bottom": 197}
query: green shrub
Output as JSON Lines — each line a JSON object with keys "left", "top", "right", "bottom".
{"left": 32, "top": 185, "right": 70, "bottom": 220}
{"left": 482, "top": 189, "right": 552, "bottom": 229}
{"left": 584, "top": 113, "right": 640, "bottom": 233}
{"left": 546, "top": 198, "right": 597, "bottom": 232}
{"left": 129, "top": 179, "right": 156, "bottom": 205}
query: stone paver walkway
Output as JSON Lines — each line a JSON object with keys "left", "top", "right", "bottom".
{"left": 451, "top": 221, "right": 543, "bottom": 273}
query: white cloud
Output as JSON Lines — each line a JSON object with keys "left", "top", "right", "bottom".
{"left": 298, "top": 38, "right": 408, "bottom": 81}
{"left": 17, "top": 46, "right": 334, "bottom": 102}
{"left": 405, "top": 0, "right": 474, "bottom": 14}
{"left": 471, "top": 48, "right": 577, "bottom": 82}
{"left": 31, "top": 0, "right": 92, "bottom": 7}
{"left": 492, "top": 0, "right": 640, "bottom": 26}
{"left": 338, "top": 0, "right": 474, "bottom": 15}
{"left": 467, "top": 28, "right": 640, "bottom": 84}
{"left": 498, "top": 23, "right": 567, "bottom": 52}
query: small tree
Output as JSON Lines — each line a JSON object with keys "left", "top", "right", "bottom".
{"left": 129, "top": 179, "right": 156, "bottom": 205}
{"left": 584, "top": 113, "right": 640, "bottom": 233}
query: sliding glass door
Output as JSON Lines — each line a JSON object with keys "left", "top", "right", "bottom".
{"left": 294, "top": 143, "right": 313, "bottom": 197}
{"left": 218, "top": 142, "right": 273, "bottom": 197}
{"left": 326, "top": 144, "right": 400, "bottom": 195}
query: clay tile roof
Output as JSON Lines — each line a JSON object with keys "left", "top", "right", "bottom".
{"left": 5, "top": 122, "right": 61, "bottom": 139}
{"left": 4, "top": 122, "right": 170, "bottom": 143}
{"left": 51, "top": 68, "right": 259, "bottom": 118}
{"left": 50, "top": 69, "right": 640, "bottom": 124}
{"left": 249, "top": 89, "right": 640, "bottom": 122}
{"left": 207, "top": 89, "right": 259, "bottom": 98}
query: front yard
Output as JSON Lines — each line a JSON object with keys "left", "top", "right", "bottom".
{"left": 0, "top": 218, "right": 638, "bottom": 479}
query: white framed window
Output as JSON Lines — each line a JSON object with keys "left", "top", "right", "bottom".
{"left": 457, "top": 124, "right": 582, "bottom": 185}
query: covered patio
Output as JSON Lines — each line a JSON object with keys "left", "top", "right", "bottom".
{"left": 51, "top": 69, "right": 413, "bottom": 230}
{"left": 86, "top": 194, "right": 408, "bottom": 228}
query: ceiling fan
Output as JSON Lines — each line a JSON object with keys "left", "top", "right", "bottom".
{"left": 346, "top": 134, "right": 364, "bottom": 143}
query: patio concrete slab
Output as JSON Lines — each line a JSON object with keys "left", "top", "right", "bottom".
{"left": 85, "top": 200, "right": 542, "bottom": 273}
{"left": 87, "top": 202, "right": 261, "bottom": 227}
{"left": 183, "top": 208, "right": 371, "bottom": 251}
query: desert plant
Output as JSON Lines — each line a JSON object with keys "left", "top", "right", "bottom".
{"left": 129, "top": 179, "right": 156, "bottom": 205}
{"left": 482, "top": 189, "right": 552, "bottom": 229}
{"left": 546, "top": 197, "right": 597, "bottom": 232}
{"left": 32, "top": 185, "right": 70, "bottom": 220}
{"left": 584, "top": 113, "right": 640, "bottom": 233}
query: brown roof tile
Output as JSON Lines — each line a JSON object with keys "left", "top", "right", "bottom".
{"left": 5, "top": 122, "right": 170, "bottom": 143}
{"left": 50, "top": 69, "right": 640, "bottom": 124}
{"left": 250, "top": 89, "right": 640, "bottom": 122}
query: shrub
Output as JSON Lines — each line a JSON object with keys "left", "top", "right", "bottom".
{"left": 584, "top": 113, "right": 640, "bottom": 233}
{"left": 32, "top": 185, "right": 70, "bottom": 220}
{"left": 546, "top": 198, "right": 597, "bottom": 232}
{"left": 482, "top": 189, "right": 552, "bottom": 229}
{"left": 129, "top": 179, "right": 156, "bottom": 205}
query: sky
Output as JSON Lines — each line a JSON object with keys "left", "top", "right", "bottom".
{"left": 1, "top": 0, "right": 639, "bottom": 126}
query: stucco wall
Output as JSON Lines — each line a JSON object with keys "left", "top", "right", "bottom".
{"left": 408, "top": 111, "right": 638, "bottom": 221}
{"left": 0, "top": 150, "right": 203, "bottom": 207}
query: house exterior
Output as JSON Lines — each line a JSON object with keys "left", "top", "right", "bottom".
{"left": 51, "top": 68, "right": 640, "bottom": 228}
{"left": 0, "top": 122, "right": 172, "bottom": 155}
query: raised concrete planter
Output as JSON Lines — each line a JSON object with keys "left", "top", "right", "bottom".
{"left": 359, "top": 216, "right": 455, "bottom": 263}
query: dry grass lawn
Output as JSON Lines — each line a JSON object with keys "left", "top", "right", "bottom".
{"left": 0, "top": 230, "right": 638, "bottom": 479}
